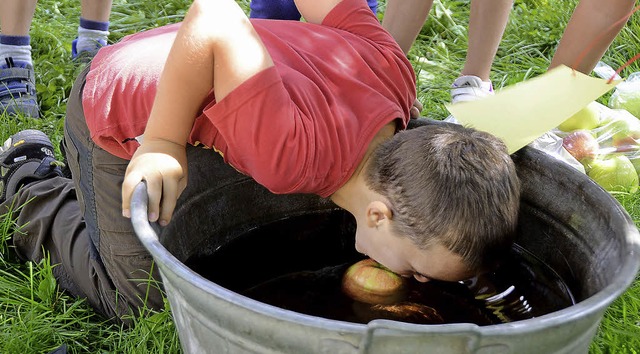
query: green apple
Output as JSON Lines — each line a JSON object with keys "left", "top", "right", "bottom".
{"left": 558, "top": 102, "right": 601, "bottom": 132}
{"left": 610, "top": 80, "right": 640, "bottom": 119}
{"left": 630, "top": 153, "right": 640, "bottom": 175}
{"left": 587, "top": 154, "right": 639, "bottom": 193}
{"left": 595, "top": 112, "right": 640, "bottom": 149}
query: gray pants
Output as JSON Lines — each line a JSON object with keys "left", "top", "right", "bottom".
{"left": 1, "top": 66, "right": 163, "bottom": 323}
{"left": 0, "top": 65, "right": 323, "bottom": 325}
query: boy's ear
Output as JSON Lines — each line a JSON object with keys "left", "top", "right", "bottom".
{"left": 366, "top": 201, "right": 394, "bottom": 228}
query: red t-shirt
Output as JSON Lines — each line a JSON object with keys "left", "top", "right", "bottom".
{"left": 82, "top": 0, "right": 416, "bottom": 197}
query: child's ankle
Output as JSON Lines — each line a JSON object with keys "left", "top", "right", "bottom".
{"left": 75, "top": 18, "right": 110, "bottom": 54}
{"left": 0, "top": 35, "right": 33, "bottom": 67}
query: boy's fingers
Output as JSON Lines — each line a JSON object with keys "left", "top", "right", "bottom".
{"left": 413, "top": 99, "right": 423, "bottom": 111}
{"left": 121, "top": 172, "right": 143, "bottom": 218}
{"left": 410, "top": 106, "right": 421, "bottom": 119}
{"left": 145, "top": 176, "right": 163, "bottom": 223}
{"left": 159, "top": 178, "right": 180, "bottom": 226}
{"left": 410, "top": 98, "right": 423, "bottom": 119}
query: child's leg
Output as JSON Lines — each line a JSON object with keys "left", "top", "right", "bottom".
{"left": 382, "top": 0, "right": 434, "bottom": 54}
{"left": 460, "top": 0, "right": 512, "bottom": 82}
{"left": 0, "top": 67, "right": 158, "bottom": 324}
{"left": 80, "top": 0, "right": 111, "bottom": 22}
{"left": 0, "top": 0, "right": 39, "bottom": 118}
{"left": 451, "top": 0, "right": 513, "bottom": 103}
{"left": 61, "top": 66, "right": 164, "bottom": 322}
{"left": 73, "top": 0, "right": 112, "bottom": 59}
{"left": 549, "top": 0, "right": 636, "bottom": 74}
{"left": 0, "top": 0, "right": 36, "bottom": 37}
{"left": 0, "top": 0, "right": 36, "bottom": 66}
{"left": 249, "top": 0, "right": 301, "bottom": 20}
{"left": 449, "top": 0, "right": 511, "bottom": 104}
{"left": 5, "top": 176, "right": 148, "bottom": 322}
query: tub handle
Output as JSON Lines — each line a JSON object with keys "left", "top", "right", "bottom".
{"left": 130, "top": 182, "right": 165, "bottom": 255}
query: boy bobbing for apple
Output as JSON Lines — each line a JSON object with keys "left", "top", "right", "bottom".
{"left": 4, "top": 0, "right": 520, "bottom": 323}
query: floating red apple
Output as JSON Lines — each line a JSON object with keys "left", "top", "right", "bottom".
{"left": 342, "top": 258, "right": 407, "bottom": 305}
{"left": 562, "top": 130, "right": 599, "bottom": 163}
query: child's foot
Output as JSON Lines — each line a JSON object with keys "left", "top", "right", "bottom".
{"left": 0, "top": 58, "right": 39, "bottom": 118}
{"left": 0, "top": 129, "right": 64, "bottom": 204}
{"left": 450, "top": 75, "right": 494, "bottom": 104}
{"left": 71, "top": 38, "right": 106, "bottom": 64}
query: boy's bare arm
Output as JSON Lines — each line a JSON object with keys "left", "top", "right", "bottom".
{"left": 293, "top": 0, "right": 343, "bottom": 24}
{"left": 144, "top": 0, "right": 274, "bottom": 146}
{"left": 122, "top": 0, "right": 274, "bottom": 225}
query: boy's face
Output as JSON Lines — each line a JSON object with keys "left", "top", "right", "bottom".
{"left": 354, "top": 224, "right": 474, "bottom": 283}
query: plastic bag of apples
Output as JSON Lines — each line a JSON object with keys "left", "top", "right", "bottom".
{"left": 540, "top": 101, "right": 640, "bottom": 194}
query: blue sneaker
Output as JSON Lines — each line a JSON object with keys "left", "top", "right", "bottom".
{"left": 0, "top": 58, "right": 39, "bottom": 118}
{"left": 0, "top": 129, "right": 64, "bottom": 203}
{"left": 71, "top": 37, "right": 106, "bottom": 64}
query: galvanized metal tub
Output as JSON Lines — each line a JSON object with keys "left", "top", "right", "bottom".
{"left": 130, "top": 119, "right": 640, "bottom": 354}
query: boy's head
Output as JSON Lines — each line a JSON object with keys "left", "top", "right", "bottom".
{"left": 360, "top": 123, "right": 520, "bottom": 282}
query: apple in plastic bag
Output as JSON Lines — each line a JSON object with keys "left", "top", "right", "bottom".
{"left": 342, "top": 258, "right": 407, "bottom": 304}
{"left": 610, "top": 90, "right": 640, "bottom": 119}
{"left": 609, "top": 73, "right": 640, "bottom": 119}
{"left": 558, "top": 102, "right": 600, "bottom": 132}
{"left": 630, "top": 153, "right": 640, "bottom": 175}
{"left": 593, "top": 110, "right": 640, "bottom": 149}
{"left": 612, "top": 119, "right": 640, "bottom": 152}
{"left": 614, "top": 136, "right": 640, "bottom": 153}
{"left": 562, "top": 130, "right": 599, "bottom": 163}
{"left": 587, "top": 154, "right": 639, "bottom": 193}
{"left": 607, "top": 114, "right": 640, "bottom": 151}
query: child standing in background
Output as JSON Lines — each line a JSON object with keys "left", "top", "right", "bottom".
{"left": 0, "top": 0, "right": 112, "bottom": 118}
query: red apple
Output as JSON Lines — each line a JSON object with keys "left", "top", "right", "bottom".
{"left": 562, "top": 130, "right": 599, "bottom": 163}
{"left": 342, "top": 258, "right": 407, "bottom": 305}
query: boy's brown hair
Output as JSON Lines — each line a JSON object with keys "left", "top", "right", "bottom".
{"left": 365, "top": 123, "right": 521, "bottom": 272}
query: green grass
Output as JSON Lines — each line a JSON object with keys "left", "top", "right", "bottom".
{"left": 1, "top": 0, "right": 640, "bottom": 352}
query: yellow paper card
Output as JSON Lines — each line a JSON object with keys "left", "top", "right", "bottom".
{"left": 446, "top": 65, "right": 619, "bottom": 153}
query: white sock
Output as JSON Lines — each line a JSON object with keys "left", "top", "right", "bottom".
{"left": 0, "top": 44, "right": 33, "bottom": 66}
{"left": 76, "top": 27, "right": 109, "bottom": 53}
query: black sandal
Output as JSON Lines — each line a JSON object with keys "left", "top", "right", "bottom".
{"left": 0, "top": 129, "right": 63, "bottom": 203}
